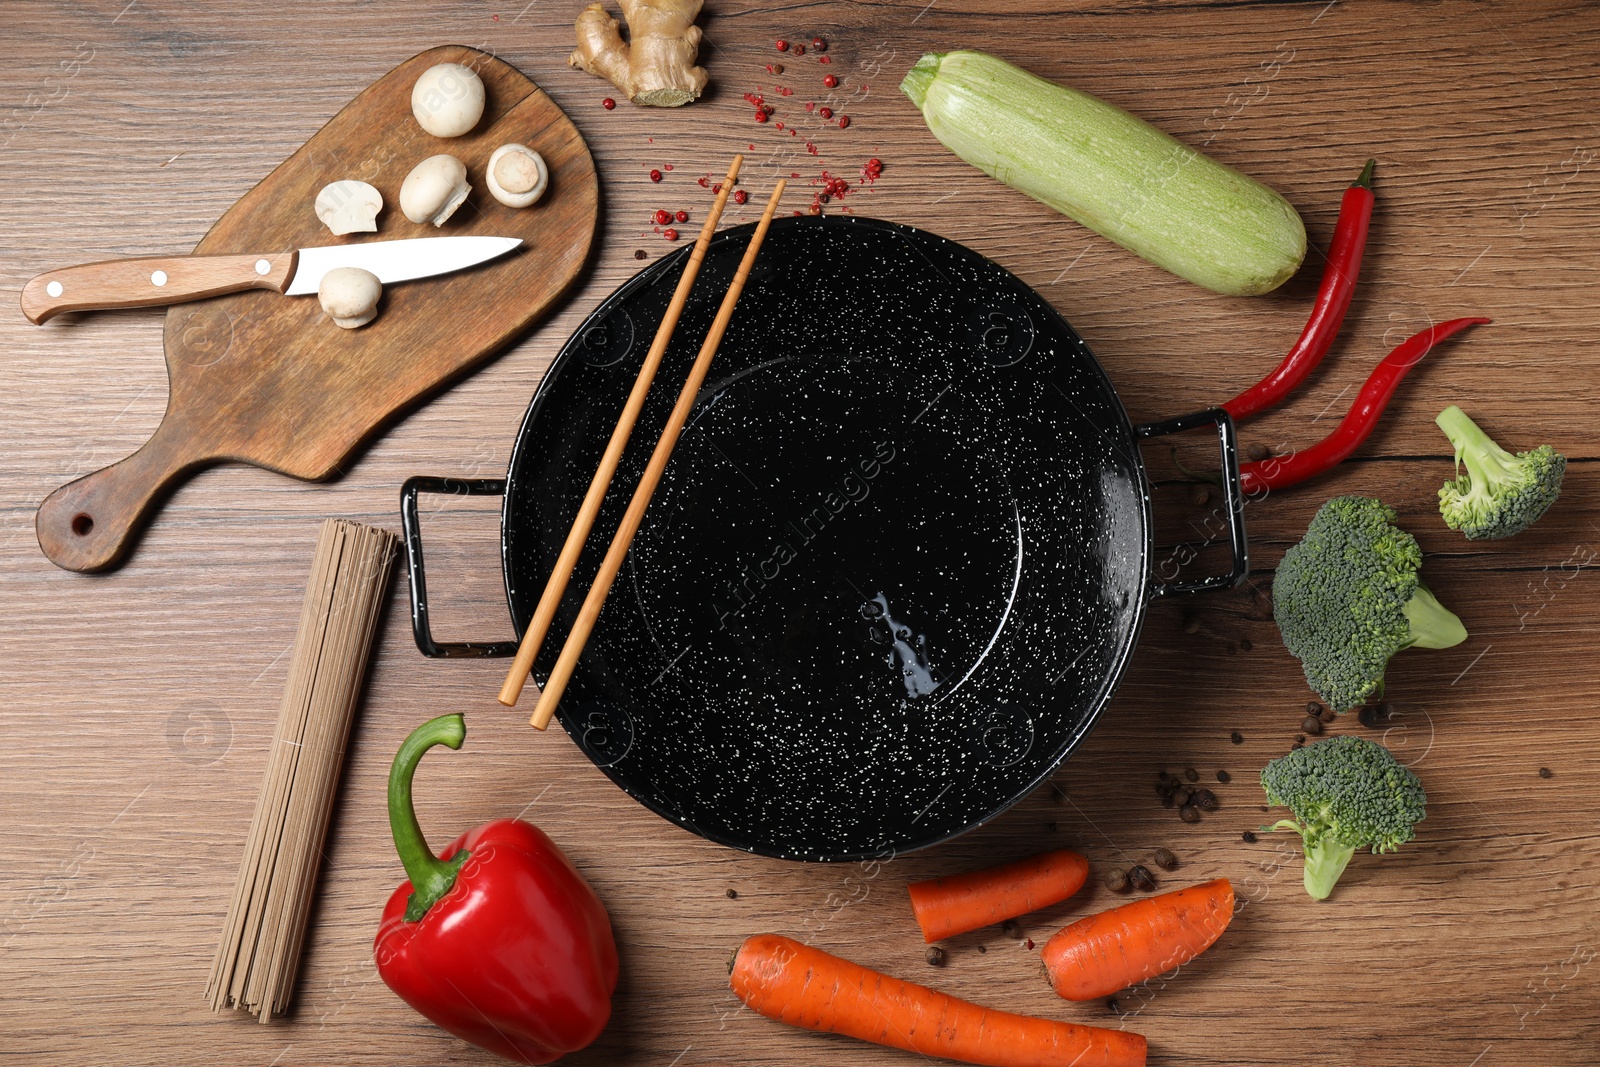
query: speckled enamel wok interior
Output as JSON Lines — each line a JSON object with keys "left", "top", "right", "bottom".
{"left": 499, "top": 215, "right": 1172, "bottom": 861}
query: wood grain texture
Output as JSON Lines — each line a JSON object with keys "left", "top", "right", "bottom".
{"left": 30, "top": 43, "right": 598, "bottom": 572}
{"left": 1, "top": 2, "right": 1597, "bottom": 1066}
{"left": 20, "top": 250, "right": 296, "bottom": 323}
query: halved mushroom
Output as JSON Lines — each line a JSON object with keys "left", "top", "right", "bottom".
{"left": 411, "top": 63, "right": 485, "bottom": 138}
{"left": 318, "top": 267, "right": 382, "bottom": 329}
{"left": 399, "top": 154, "right": 470, "bottom": 226}
{"left": 314, "top": 180, "right": 383, "bottom": 235}
{"left": 486, "top": 144, "right": 549, "bottom": 209}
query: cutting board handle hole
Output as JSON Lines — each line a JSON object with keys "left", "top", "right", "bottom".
{"left": 71, "top": 513, "right": 94, "bottom": 536}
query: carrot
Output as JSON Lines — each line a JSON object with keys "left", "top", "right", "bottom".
{"left": 909, "top": 849, "right": 1089, "bottom": 943}
{"left": 730, "top": 933, "right": 1147, "bottom": 1067}
{"left": 1042, "top": 878, "right": 1234, "bottom": 1002}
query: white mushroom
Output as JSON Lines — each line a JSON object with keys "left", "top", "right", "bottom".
{"left": 399, "top": 154, "right": 471, "bottom": 226}
{"left": 318, "top": 267, "right": 382, "bottom": 329}
{"left": 411, "top": 63, "right": 485, "bottom": 138}
{"left": 485, "top": 144, "right": 549, "bottom": 208}
{"left": 314, "top": 180, "right": 383, "bottom": 235}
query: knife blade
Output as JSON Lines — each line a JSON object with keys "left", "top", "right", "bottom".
{"left": 20, "top": 235, "right": 524, "bottom": 324}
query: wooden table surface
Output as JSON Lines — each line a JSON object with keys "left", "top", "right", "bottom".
{"left": 3, "top": 2, "right": 1596, "bottom": 1064}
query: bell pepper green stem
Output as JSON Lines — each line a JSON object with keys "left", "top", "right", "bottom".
{"left": 389, "top": 713, "right": 472, "bottom": 923}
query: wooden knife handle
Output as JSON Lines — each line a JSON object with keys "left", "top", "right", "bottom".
{"left": 21, "top": 251, "right": 296, "bottom": 324}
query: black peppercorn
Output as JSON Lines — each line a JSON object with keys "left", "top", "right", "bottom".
{"left": 1179, "top": 804, "right": 1201, "bottom": 823}
{"left": 1103, "top": 868, "right": 1131, "bottom": 893}
{"left": 1184, "top": 767, "right": 1199, "bottom": 783}
{"left": 1128, "top": 865, "right": 1157, "bottom": 891}
{"left": 1216, "top": 769, "right": 1231, "bottom": 784}
{"left": 1539, "top": 767, "right": 1553, "bottom": 779}
{"left": 1001, "top": 920, "right": 1022, "bottom": 940}
{"left": 1231, "top": 730, "right": 1244, "bottom": 745}
{"left": 1242, "top": 830, "right": 1258, "bottom": 843}
{"left": 725, "top": 888, "right": 738, "bottom": 899}
{"left": 1151, "top": 848, "right": 1178, "bottom": 871}
{"left": 1302, "top": 716, "right": 1324, "bottom": 736}
{"left": 1193, "top": 788, "right": 1219, "bottom": 811}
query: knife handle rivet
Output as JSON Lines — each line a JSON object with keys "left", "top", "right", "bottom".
{"left": 151, "top": 270, "right": 168, "bottom": 287}
{"left": 255, "top": 258, "right": 271, "bottom": 276}
{"left": 46, "top": 281, "right": 63, "bottom": 298}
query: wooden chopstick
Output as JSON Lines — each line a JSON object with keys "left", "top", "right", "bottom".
{"left": 528, "top": 179, "right": 787, "bottom": 730}
{"left": 498, "top": 156, "right": 745, "bottom": 708}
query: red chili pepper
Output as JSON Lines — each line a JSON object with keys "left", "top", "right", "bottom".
{"left": 375, "top": 714, "right": 617, "bottom": 1064}
{"left": 1224, "top": 160, "right": 1377, "bottom": 421}
{"left": 1237, "top": 317, "right": 1491, "bottom": 494}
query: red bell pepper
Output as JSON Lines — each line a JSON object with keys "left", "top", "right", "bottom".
{"left": 374, "top": 713, "right": 618, "bottom": 1064}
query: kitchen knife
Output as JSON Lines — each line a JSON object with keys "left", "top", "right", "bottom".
{"left": 19, "top": 235, "right": 524, "bottom": 324}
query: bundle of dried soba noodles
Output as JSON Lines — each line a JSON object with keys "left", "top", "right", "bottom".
{"left": 207, "top": 519, "right": 397, "bottom": 1021}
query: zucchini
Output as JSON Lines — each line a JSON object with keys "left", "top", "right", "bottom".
{"left": 900, "top": 50, "right": 1306, "bottom": 296}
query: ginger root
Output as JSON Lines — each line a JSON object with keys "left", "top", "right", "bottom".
{"left": 569, "top": 0, "right": 708, "bottom": 108}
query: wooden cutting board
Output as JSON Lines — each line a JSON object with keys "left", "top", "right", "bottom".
{"left": 34, "top": 45, "right": 597, "bottom": 572}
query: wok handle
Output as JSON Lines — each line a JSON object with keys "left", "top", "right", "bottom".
{"left": 1135, "top": 407, "right": 1249, "bottom": 595}
{"left": 400, "top": 476, "right": 519, "bottom": 657}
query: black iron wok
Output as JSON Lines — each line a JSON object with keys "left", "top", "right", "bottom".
{"left": 402, "top": 215, "right": 1245, "bottom": 861}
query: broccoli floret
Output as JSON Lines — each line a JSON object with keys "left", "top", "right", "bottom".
{"left": 1436, "top": 405, "right": 1566, "bottom": 540}
{"left": 1273, "top": 496, "right": 1466, "bottom": 711}
{"left": 1261, "top": 735, "right": 1426, "bottom": 900}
